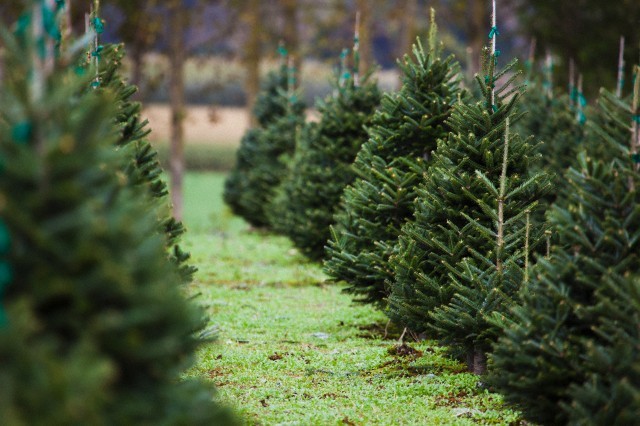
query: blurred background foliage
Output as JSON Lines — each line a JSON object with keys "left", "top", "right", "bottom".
{"left": 0, "top": 0, "right": 637, "bottom": 101}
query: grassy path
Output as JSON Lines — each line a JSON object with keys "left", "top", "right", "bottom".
{"left": 181, "top": 173, "right": 521, "bottom": 425}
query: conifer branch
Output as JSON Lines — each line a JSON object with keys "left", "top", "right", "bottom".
{"left": 428, "top": 8, "right": 437, "bottom": 55}
{"left": 616, "top": 36, "right": 625, "bottom": 98}
{"left": 497, "top": 117, "right": 510, "bottom": 274}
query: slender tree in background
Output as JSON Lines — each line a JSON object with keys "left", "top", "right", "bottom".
{"left": 516, "top": 55, "right": 585, "bottom": 201}
{"left": 280, "top": 0, "right": 301, "bottom": 81}
{"left": 269, "top": 44, "right": 381, "bottom": 260}
{"left": 325, "top": 13, "right": 463, "bottom": 307}
{"left": 223, "top": 51, "right": 306, "bottom": 227}
{"left": 387, "top": 4, "right": 549, "bottom": 373}
{"left": 515, "top": 0, "right": 640, "bottom": 95}
{"left": 109, "top": 0, "right": 161, "bottom": 94}
{"left": 168, "top": 0, "right": 187, "bottom": 221}
{"left": 490, "top": 68, "right": 640, "bottom": 424}
{"left": 242, "top": 0, "right": 262, "bottom": 126}
{"left": 99, "top": 42, "right": 196, "bottom": 281}
{"left": 0, "top": 3, "right": 235, "bottom": 422}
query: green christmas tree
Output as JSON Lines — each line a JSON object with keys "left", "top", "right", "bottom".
{"left": 0, "top": 4, "right": 234, "bottom": 423}
{"left": 516, "top": 59, "right": 585, "bottom": 190}
{"left": 325, "top": 15, "right": 463, "bottom": 306}
{"left": 224, "top": 53, "right": 305, "bottom": 227}
{"left": 387, "top": 15, "right": 549, "bottom": 373}
{"left": 489, "top": 67, "right": 640, "bottom": 425}
{"left": 268, "top": 50, "right": 381, "bottom": 260}
{"left": 97, "top": 40, "right": 196, "bottom": 281}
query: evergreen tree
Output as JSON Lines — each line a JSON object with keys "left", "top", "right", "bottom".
{"left": 489, "top": 69, "right": 640, "bottom": 425}
{"left": 517, "top": 68, "right": 585, "bottom": 188}
{"left": 224, "top": 57, "right": 305, "bottom": 227}
{"left": 0, "top": 5, "right": 234, "bottom": 424}
{"left": 387, "top": 19, "right": 549, "bottom": 372}
{"left": 269, "top": 64, "right": 380, "bottom": 260}
{"left": 325, "top": 20, "right": 463, "bottom": 306}
{"left": 99, "top": 41, "right": 196, "bottom": 281}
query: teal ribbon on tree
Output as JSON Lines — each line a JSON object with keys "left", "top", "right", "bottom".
{"left": 0, "top": 259, "right": 11, "bottom": 326}
{"left": 632, "top": 115, "right": 640, "bottom": 124}
{"left": 632, "top": 153, "right": 640, "bottom": 163}
{"left": 93, "top": 17, "right": 104, "bottom": 34}
{"left": 342, "top": 71, "right": 351, "bottom": 80}
{"left": 488, "top": 26, "right": 499, "bottom": 39}
{"left": 578, "top": 93, "right": 587, "bottom": 108}
{"left": 277, "top": 45, "right": 288, "bottom": 57}
{"left": 56, "top": 0, "right": 65, "bottom": 8}
{"left": 12, "top": 122, "right": 33, "bottom": 144}
{"left": 92, "top": 45, "right": 104, "bottom": 58}
{"left": 578, "top": 111, "right": 586, "bottom": 125}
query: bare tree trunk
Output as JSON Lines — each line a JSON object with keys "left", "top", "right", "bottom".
{"left": 244, "top": 0, "right": 261, "bottom": 127}
{"left": 168, "top": 0, "right": 186, "bottom": 221}
{"left": 399, "top": 0, "right": 418, "bottom": 59}
{"left": 355, "top": 0, "right": 373, "bottom": 74}
{"left": 280, "top": 0, "right": 300, "bottom": 83}
{"left": 129, "top": 45, "right": 145, "bottom": 99}
{"left": 467, "top": 0, "right": 489, "bottom": 75}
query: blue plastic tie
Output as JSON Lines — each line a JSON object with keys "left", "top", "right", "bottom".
{"left": 12, "top": 122, "right": 32, "bottom": 144}
{"left": 93, "top": 17, "right": 104, "bottom": 34}
{"left": 488, "top": 26, "right": 499, "bottom": 39}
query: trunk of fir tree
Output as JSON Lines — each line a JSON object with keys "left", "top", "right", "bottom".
{"left": 466, "top": 0, "right": 488, "bottom": 74}
{"left": 280, "top": 0, "right": 300, "bottom": 83}
{"left": 244, "top": 0, "right": 261, "bottom": 127}
{"left": 168, "top": 0, "right": 186, "bottom": 221}
{"left": 473, "top": 347, "right": 488, "bottom": 375}
{"left": 130, "top": 44, "right": 145, "bottom": 99}
{"left": 354, "top": 0, "right": 373, "bottom": 74}
{"left": 398, "top": 0, "right": 417, "bottom": 85}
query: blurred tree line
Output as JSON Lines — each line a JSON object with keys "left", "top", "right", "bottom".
{"left": 0, "top": 0, "right": 638, "bottom": 99}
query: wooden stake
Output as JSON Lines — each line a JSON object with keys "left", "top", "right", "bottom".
{"left": 524, "top": 211, "right": 530, "bottom": 284}
{"left": 497, "top": 117, "right": 510, "bottom": 274}
{"left": 576, "top": 73, "right": 584, "bottom": 123}
{"left": 287, "top": 55, "right": 295, "bottom": 102}
{"left": 569, "top": 58, "right": 575, "bottom": 107}
{"left": 616, "top": 36, "right": 625, "bottom": 98}
{"left": 353, "top": 11, "right": 361, "bottom": 87}
{"left": 490, "top": 0, "right": 497, "bottom": 109}
{"left": 32, "top": 4, "right": 44, "bottom": 103}
{"left": 631, "top": 65, "right": 640, "bottom": 181}
{"left": 545, "top": 51, "right": 553, "bottom": 100}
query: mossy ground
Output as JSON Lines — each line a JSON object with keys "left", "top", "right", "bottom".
{"left": 182, "top": 172, "right": 522, "bottom": 425}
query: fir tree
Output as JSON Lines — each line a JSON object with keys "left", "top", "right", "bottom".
{"left": 0, "top": 5, "right": 234, "bottom": 423}
{"left": 387, "top": 11, "right": 549, "bottom": 372}
{"left": 98, "top": 41, "right": 196, "bottom": 281}
{"left": 489, "top": 67, "right": 640, "bottom": 425}
{"left": 269, "top": 60, "right": 380, "bottom": 260}
{"left": 325, "top": 16, "right": 463, "bottom": 306}
{"left": 224, "top": 55, "right": 305, "bottom": 227}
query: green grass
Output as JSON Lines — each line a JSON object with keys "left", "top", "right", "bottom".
{"left": 182, "top": 172, "right": 522, "bottom": 425}
{"left": 156, "top": 144, "right": 238, "bottom": 172}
